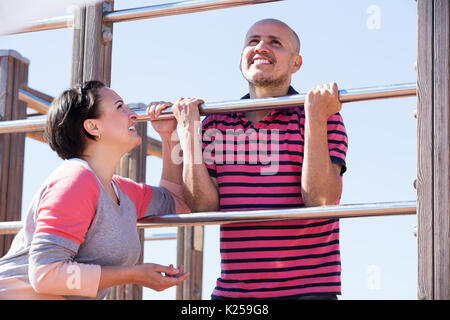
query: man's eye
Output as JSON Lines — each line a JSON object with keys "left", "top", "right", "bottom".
{"left": 271, "top": 40, "right": 281, "bottom": 46}
{"left": 248, "top": 39, "right": 259, "bottom": 45}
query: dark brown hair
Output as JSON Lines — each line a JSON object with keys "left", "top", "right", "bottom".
{"left": 45, "top": 80, "right": 105, "bottom": 159}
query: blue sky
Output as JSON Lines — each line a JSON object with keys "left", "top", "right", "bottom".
{"left": 0, "top": 0, "right": 418, "bottom": 299}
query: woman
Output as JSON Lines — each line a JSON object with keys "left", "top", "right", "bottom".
{"left": 0, "top": 80, "right": 194, "bottom": 299}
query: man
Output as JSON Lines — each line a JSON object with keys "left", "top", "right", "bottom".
{"left": 171, "top": 19, "right": 348, "bottom": 299}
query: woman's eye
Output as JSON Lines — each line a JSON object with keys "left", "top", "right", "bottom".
{"left": 117, "top": 104, "right": 123, "bottom": 109}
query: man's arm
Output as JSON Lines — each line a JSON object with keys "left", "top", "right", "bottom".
{"left": 301, "top": 82, "right": 343, "bottom": 207}
{"left": 172, "top": 98, "right": 220, "bottom": 212}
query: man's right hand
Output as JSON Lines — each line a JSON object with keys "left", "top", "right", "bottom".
{"left": 171, "top": 97, "right": 204, "bottom": 131}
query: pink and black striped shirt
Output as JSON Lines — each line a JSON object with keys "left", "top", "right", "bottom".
{"left": 201, "top": 87, "right": 348, "bottom": 299}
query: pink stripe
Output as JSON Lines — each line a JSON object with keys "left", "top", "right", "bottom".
{"left": 219, "top": 265, "right": 341, "bottom": 282}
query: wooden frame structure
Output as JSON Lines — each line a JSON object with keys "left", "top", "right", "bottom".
{"left": 0, "top": 0, "right": 449, "bottom": 300}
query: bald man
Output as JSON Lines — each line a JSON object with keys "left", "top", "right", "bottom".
{"left": 173, "top": 19, "right": 348, "bottom": 300}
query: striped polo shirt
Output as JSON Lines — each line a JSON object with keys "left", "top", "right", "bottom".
{"left": 201, "top": 87, "right": 348, "bottom": 299}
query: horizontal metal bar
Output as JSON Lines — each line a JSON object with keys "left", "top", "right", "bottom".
{"left": 103, "top": 0, "right": 282, "bottom": 24}
{"left": 19, "top": 88, "right": 51, "bottom": 114}
{"left": 0, "top": 221, "right": 24, "bottom": 235}
{"left": 4, "top": 15, "right": 73, "bottom": 35}
{"left": 0, "top": 83, "right": 416, "bottom": 134}
{"left": 139, "top": 82, "right": 417, "bottom": 121}
{"left": 0, "top": 201, "right": 416, "bottom": 235}
{"left": 136, "top": 201, "right": 417, "bottom": 228}
{"left": 4, "top": 0, "right": 279, "bottom": 35}
{"left": 144, "top": 233, "right": 177, "bottom": 241}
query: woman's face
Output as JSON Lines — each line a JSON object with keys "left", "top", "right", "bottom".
{"left": 92, "top": 87, "right": 142, "bottom": 152}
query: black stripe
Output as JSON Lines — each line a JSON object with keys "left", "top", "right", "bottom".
{"left": 220, "top": 239, "right": 340, "bottom": 253}
{"left": 219, "top": 181, "right": 300, "bottom": 188}
{"left": 218, "top": 271, "right": 341, "bottom": 284}
{"left": 221, "top": 261, "right": 341, "bottom": 275}
{"left": 215, "top": 281, "right": 341, "bottom": 293}
{"left": 221, "top": 218, "right": 338, "bottom": 231}
{"left": 328, "top": 139, "right": 348, "bottom": 148}
{"left": 222, "top": 250, "right": 340, "bottom": 264}
{"left": 220, "top": 192, "right": 302, "bottom": 198}
{"left": 220, "top": 228, "right": 339, "bottom": 242}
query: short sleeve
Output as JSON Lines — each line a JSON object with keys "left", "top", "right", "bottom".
{"left": 201, "top": 115, "right": 219, "bottom": 178}
{"left": 112, "top": 176, "right": 175, "bottom": 220}
{"left": 327, "top": 112, "right": 348, "bottom": 175}
{"left": 35, "top": 167, "right": 100, "bottom": 245}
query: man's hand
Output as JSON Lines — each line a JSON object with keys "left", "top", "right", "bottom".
{"left": 171, "top": 98, "right": 204, "bottom": 131}
{"left": 304, "top": 82, "right": 342, "bottom": 123}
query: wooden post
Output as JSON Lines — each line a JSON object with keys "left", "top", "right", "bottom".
{"left": 70, "top": 0, "right": 144, "bottom": 300}
{"left": 0, "top": 50, "right": 29, "bottom": 257}
{"left": 417, "top": 0, "right": 450, "bottom": 300}
{"left": 176, "top": 226, "right": 204, "bottom": 300}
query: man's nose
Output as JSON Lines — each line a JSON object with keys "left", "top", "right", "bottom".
{"left": 254, "top": 40, "right": 270, "bottom": 52}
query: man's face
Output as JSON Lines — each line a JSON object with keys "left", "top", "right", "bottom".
{"left": 240, "top": 21, "right": 301, "bottom": 89}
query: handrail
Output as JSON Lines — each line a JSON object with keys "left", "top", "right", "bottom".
{"left": 0, "top": 82, "right": 417, "bottom": 134}
{"left": 4, "top": 0, "right": 281, "bottom": 35}
{"left": 0, "top": 201, "right": 416, "bottom": 235}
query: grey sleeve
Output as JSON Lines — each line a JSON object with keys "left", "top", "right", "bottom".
{"left": 140, "top": 186, "right": 176, "bottom": 219}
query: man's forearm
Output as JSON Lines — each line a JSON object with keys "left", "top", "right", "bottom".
{"left": 160, "top": 133, "right": 183, "bottom": 185}
{"left": 181, "top": 127, "right": 219, "bottom": 212}
{"left": 301, "top": 116, "right": 342, "bottom": 207}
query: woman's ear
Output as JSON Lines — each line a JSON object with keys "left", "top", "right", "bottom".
{"left": 83, "top": 119, "right": 100, "bottom": 138}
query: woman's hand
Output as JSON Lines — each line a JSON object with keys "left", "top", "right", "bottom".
{"left": 147, "top": 101, "right": 177, "bottom": 137}
{"left": 131, "top": 263, "right": 189, "bottom": 292}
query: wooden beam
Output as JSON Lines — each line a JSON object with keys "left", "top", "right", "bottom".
{"left": 432, "top": 0, "right": 450, "bottom": 300}
{"left": 0, "top": 50, "right": 28, "bottom": 257}
{"left": 417, "top": 0, "right": 450, "bottom": 300}
{"left": 417, "top": 0, "right": 434, "bottom": 300}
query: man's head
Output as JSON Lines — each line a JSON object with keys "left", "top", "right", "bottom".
{"left": 240, "top": 19, "right": 302, "bottom": 92}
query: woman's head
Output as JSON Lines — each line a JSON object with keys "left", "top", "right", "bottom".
{"left": 45, "top": 80, "right": 105, "bottom": 159}
{"left": 46, "top": 81, "right": 141, "bottom": 160}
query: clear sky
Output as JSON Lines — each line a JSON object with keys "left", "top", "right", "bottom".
{"left": 0, "top": 0, "right": 418, "bottom": 299}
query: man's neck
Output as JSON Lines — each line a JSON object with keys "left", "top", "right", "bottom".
{"left": 248, "top": 84, "right": 291, "bottom": 99}
{"left": 245, "top": 83, "right": 291, "bottom": 123}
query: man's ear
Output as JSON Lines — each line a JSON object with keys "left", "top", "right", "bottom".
{"left": 290, "top": 54, "right": 303, "bottom": 75}
{"left": 83, "top": 119, "right": 100, "bottom": 137}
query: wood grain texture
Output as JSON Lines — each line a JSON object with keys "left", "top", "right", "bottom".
{"left": 433, "top": 0, "right": 450, "bottom": 300}
{"left": 417, "top": 0, "right": 434, "bottom": 300}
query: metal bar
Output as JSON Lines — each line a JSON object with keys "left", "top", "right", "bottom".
{"left": 0, "top": 83, "right": 416, "bottom": 134}
{"left": 4, "top": 0, "right": 279, "bottom": 35}
{"left": 19, "top": 88, "right": 51, "bottom": 114}
{"left": 144, "top": 233, "right": 177, "bottom": 241}
{"left": 139, "top": 82, "right": 417, "bottom": 121}
{"left": 0, "top": 201, "right": 416, "bottom": 235}
{"left": 136, "top": 201, "right": 417, "bottom": 228}
{"left": 103, "top": 0, "right": 282, "bottom": 24}
{"left": 4, "top": 15, "right": 73, "bottom": 35}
